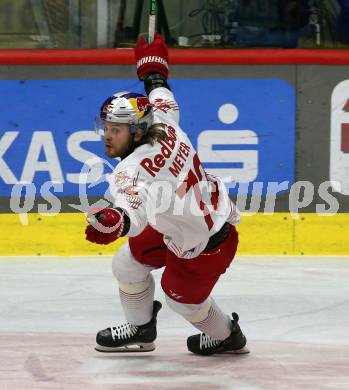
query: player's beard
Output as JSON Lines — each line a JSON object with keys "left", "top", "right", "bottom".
{"left": 105, "top": 136, "right": 134, "bottom": 160}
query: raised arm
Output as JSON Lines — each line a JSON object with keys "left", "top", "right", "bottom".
{"left": 134, "top": 33, "right": 180, "bottom": 124}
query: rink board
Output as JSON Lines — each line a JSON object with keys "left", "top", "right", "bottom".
{"left": 1, "top": 212, "right": 348, "bottom": 256}
{"left": 1, "top": 65, "right": 349, "bottom": 256}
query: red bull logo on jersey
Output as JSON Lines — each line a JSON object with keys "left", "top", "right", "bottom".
{"left": 152, "top": 98, "right": 179, "bottom": 114}
{"left": 140, "top": 125, "right": 191, "bottom": 178}
{"left": 114, "top": 171, "right": 131, "bottom": 186}
{"left": 140, "top": 125, "right": 177, "bottom": 177}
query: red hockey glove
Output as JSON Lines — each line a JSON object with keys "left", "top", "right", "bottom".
{"left": 135, "top": 33, "right": 168, "bottom": 80}
{"left": 85, "top": 208, "right": 125, "bottom": 245}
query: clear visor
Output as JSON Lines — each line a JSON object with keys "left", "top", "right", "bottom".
{"left": 94, "top": 115, "right": 105, "bottom": 137}
{"left": 94, "top": 115, "right": 138, "bottom": 137}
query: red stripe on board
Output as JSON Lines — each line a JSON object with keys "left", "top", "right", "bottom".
{"left": 1, "top": 48, "right": 349, "bottom": 65}
{"left": 341, "top": 124, "right": 349, "bottom": 153}
{"left": 343, "top": 99, "right": 349, "bottom": 112}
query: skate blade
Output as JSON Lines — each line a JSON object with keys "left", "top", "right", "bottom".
{"left": 227, "top": 346, "right": 250, "bottom": 355}
{"left": 95, "top": 342, "right": 156, "bottom": 353}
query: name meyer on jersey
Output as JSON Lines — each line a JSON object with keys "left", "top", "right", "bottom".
{"left": 140, "top": 125, "right": 191, "bottom": 178}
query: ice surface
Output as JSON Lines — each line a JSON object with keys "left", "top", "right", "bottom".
{"left": 0, "top": 256, "right": 348, "bottom": 389}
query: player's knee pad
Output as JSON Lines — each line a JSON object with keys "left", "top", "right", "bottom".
{"left": 119, "top": 274, "right": 155, "bottom": 294}
{"left": 165, "top": 294, "right": 212, "bottom": 323}
{"left": 112, "top": 241, "right": 153, "bottom": 285}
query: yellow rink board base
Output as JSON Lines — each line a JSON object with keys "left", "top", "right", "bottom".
{"left": 0, "top": 213, "right": 348, "bottom": 256}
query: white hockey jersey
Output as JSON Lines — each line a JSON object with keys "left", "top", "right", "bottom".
{"left": 108, "top": 87, "right": 239, "bottom": 258}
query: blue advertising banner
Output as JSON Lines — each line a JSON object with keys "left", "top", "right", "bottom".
{"left": 0, "top": 79, "right": 295, "bottom": 197}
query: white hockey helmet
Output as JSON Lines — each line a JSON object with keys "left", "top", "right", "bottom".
{"left": 95, "top": 91, "right": 153, "bottom": 135}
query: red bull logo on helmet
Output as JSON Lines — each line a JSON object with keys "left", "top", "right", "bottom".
{"left": 129, "top": 97, "right": 151, "bottom": 118}
{"left": 136, "top": 97, "right": 150, "bottom": 112}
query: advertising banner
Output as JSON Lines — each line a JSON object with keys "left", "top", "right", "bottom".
{"left": 0, "top": 79, "right": 295, "bottom": 199}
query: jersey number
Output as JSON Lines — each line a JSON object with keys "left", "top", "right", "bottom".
{"left": 176, "top": 154, "right": 218, "bottom": 231}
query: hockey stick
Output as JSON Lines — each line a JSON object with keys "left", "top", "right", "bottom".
{"left": 148, "top": 0, "right": 157, "bottom": 43}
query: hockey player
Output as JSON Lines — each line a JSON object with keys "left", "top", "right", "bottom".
{"left": 85, "top": 34, "right": 248, "bottom": 356}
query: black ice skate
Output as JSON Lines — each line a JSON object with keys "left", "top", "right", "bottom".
{"left": 95, "top": 300, "right": 162, "bottom": 353}
{"left": 187, "top": 312, "right": 250, "bottom": 356}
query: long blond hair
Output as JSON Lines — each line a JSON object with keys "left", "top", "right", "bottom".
{"left": 137, "top": 123, "right": 168, "bottom": 146}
